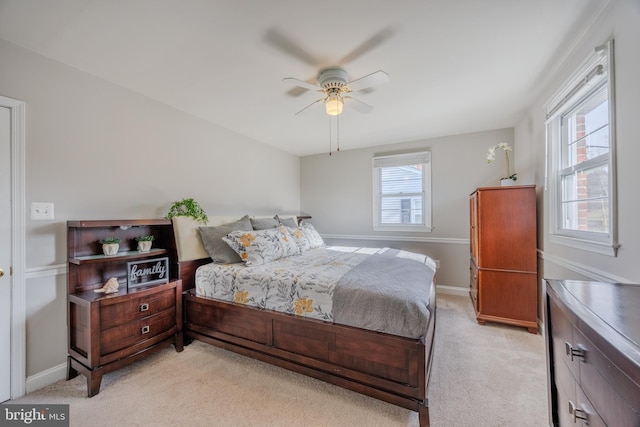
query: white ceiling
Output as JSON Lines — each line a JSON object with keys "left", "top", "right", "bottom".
{"left": 0, "top": 0, "right": 608, "bottom": 156}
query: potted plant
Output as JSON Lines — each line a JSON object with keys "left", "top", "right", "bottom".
{"left": 135, "top": 235, "right": 154, "bottom": 252}
{"left": 486, "top": 142, "right": 517, "bottom": 185}
{"left": 166, "top": 198, "right": 208, "bottom": 223}
{"left": 99, "top": 237, "right": 121, "bottom": 256}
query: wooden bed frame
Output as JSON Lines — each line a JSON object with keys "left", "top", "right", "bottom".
{"left": 172, "top": 217, "right": 436, "bottom": 426}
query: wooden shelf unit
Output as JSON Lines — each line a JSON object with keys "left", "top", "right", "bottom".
{"left": 66, "top": 219, "right": 183, "bottom": 397}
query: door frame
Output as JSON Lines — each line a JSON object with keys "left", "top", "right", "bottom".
{"left": 1, "top": 95, "right": 26, "bottom": 399}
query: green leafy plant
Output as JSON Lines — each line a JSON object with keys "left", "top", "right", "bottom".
{"left": 99, "top": 237, "right": 121, "bottom": 244}
{"left": 135, "top": 235, "right": 154, "bottom": 242}
{"left": 166, "top": 198, "right": 208, "bottom": 223}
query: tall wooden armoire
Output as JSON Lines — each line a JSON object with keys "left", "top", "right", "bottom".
{"left": 469, "top": 185, "right": 537, "bottom": 333}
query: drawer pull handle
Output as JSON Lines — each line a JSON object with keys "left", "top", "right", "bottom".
{"left": 141, "top": 325, "right": 150, "bottom": 334}
{"left": 568, "top": 400, "right": 588, "bottom": 423}
{"left": 140, "top": 303, "right": 149, "bottom": 312}
{"left": 564, "top": 342, "right": 585, "bottom": 361}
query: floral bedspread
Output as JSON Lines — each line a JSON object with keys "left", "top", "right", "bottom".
{"left": 195, "top": 246, "right": 436, "bottom": 339}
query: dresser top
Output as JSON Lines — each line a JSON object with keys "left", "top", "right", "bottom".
{"left": 547, "top": 279, "right": 640, "bottom": 354}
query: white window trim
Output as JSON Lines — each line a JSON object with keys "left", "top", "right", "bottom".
{"left": 372, "top": 151, "right": 432, "bottom": 232}
{"left": 545, "top": 39, "right": 618, "bottom": 257}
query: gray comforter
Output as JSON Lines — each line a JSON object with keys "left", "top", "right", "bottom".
{"left": 334, "top": 248, "right": 436, "bottom": 340}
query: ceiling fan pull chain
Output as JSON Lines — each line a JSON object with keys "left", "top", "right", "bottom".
{"left": 329, "top": 116, "right": 333, "bottom": 156}
{"left": 337, "top": 114, "right": 340, "bottom": 152}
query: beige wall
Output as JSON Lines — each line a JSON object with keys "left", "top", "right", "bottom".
{"left": 516, "top": 0, "right": 640, "bottom": 286}
{"left": 301, "top": 128, "right": 518, "bottom": 291}
{"left": 0, "top": 39, "right": 300, "bottom": 382}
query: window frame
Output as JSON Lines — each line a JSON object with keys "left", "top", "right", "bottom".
{"left": 372, "top": 151, "right": 432, "bottom": 232}
{"left": 545, "top": 39, "right": 618, "bottom": 256}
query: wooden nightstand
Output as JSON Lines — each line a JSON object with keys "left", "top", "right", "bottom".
{"left": 66, "top": 219, "right": 183, "bottom": 396}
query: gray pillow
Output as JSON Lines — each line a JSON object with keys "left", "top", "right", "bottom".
{"left": 198, "top": 215, "right": 252, "bottom": 264}
{"left": 276, "top": 215, "right": 297, "bottom": 228}
{"left": 250, "top": 216, "right": 279, "bottom": 230}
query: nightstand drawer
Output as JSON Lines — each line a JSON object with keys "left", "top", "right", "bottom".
{"left": 100, "top": 308, "right": 176, "bottom": 355}
{"left": 100, "top": 288, "right": 175, "bottom": 330}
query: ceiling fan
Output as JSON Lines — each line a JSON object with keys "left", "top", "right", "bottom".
{"left": 283, "top": 67, "right": 390, "bottom": 116}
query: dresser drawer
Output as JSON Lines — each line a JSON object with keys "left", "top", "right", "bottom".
{"left": 574, "top": 328, "right": 640, "bottom": 427}
{"left": 100, "top": 308, "right": 176, "bottom": 356}
{"left": 549, "top": 298, "right": 580, "bottom": 381}
{"left": 100, "top": 288, "right": 175, "bottom": 330}
{"left": 553, "top": 354, "right": 578, "bottom": 426}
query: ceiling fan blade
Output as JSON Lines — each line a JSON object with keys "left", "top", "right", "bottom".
{"left": 338, "top": 27, "right": 394, "bottom": 65}
{"left": 294, "top": 98, "right": 325, "bottom": 116}
{"left": 283, "top": 77, "right": 321, "bottom": 91}
{"left": 344, "top": 96, "right": 374, "bottom": 114}
{"left": 264, "top": 28, "right": 320, "bottom": 66}
{"left": 346, "top": 70, "right": 389, "bottom": 92}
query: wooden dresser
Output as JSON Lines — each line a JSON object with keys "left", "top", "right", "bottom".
{"left": 544, "top": 279, "right": 640, "bottom": 426}
{"left": 469, "top": 185, "right": 537, "bottom": 333}
{"left": 67, "top": 219, "right": 183, "bottom": 396}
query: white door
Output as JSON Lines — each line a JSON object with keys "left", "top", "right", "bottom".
{"left": 1, "top": 106, "right": 11, "bottom": 402}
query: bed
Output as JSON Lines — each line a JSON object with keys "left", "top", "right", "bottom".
{"left": 172, "top": 215, "right": 437, "bottom": 426}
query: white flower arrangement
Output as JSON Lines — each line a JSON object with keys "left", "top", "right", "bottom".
{"left": 487, "top": 142, "right": 517, "bottom": 181}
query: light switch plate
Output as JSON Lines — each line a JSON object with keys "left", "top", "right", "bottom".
{"left": 31, "top": 202, "right": 54, "bottom": 220}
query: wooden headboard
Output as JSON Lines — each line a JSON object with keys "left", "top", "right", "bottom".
{"left": 171, "top": 215, "right": 298, "bottom": 290}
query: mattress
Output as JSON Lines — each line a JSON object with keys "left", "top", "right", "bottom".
{"left": 195, "top": 246, "right": 437, "bottom": 340}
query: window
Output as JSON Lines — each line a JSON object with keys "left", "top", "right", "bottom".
{"left": 545, "top": 39, "right": 618, "bottom": 256}
{"left": 373, "top": 151, "right": 432, "bottom": 232}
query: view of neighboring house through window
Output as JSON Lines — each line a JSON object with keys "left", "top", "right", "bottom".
{"left": 373, "top": 151, "right": 432, "bottom": 232}
{"left": 546, "top": 39, "right": 618, "bottom": 256}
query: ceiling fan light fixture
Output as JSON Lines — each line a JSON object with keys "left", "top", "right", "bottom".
{"left": 325, "top": 97, "right": 343, "bottom": 116}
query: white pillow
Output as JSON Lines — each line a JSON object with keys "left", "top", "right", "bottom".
{"left": 300, "top": 223, "right": 324, "bottom": 249}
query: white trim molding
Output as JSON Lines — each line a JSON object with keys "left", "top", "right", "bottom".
{"left": 25, "top": 264, "right": 67, "bottom": 279}
{"left": 539, "top": 250, "right": 630, "bottom": 284}
{"left": 322, "top": 234, "right": 469, "bottom": 245}
{"left": 435, "top": 285, "right": 469, "bottom": 297}
{"left": 25, "top": 363, "right": 67, "bottom": 394}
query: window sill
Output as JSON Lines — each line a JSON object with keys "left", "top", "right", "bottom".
{"left": 549, "top": 234, "right": 618, "bottom": 257}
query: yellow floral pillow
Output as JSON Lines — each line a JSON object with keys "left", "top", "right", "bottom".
{"left": 285, "top": 226, "right": 311, "bottom": 252}
{"left": 223, "top": 226, "right": 300, "bottom": 266}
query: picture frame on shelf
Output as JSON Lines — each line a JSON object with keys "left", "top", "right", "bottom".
{"left": 127, "top": 257, "right": 169, "bottom": 289}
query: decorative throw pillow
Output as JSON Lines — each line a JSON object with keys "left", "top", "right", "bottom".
{"left": 275, "top": 215, "right": 298, "bottom": 228}
{"left": 278, "top": 226, "right": 302, "bottom": 258}
{"left": 301, "top": 223, "right": 324, "bottom": 249}
{"left": 223, "top": 227, "right": 300, "bottom": 266}
{"left": 286, "top": 226, "right": 311, "bottom": 252}
{"left": 250, "top": 216, "right": 279, "bottom": 230}
{"left": 198, "top": 215, "right": 252, "bottom": 264}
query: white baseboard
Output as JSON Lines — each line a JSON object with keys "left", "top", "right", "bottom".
{"left": 26, "top": 362, "right": 67, "bottom": 394}
{"left": 435, "top": 284, "right": 469, "bottom": 297}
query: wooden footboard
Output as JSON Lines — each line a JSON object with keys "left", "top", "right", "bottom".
{"left": 183, "top": 289, "right": 435, "bottom": 426}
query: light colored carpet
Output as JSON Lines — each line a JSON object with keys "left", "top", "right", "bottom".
{"left": 9, "top": 294, "right": 548, "bottom": 426}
